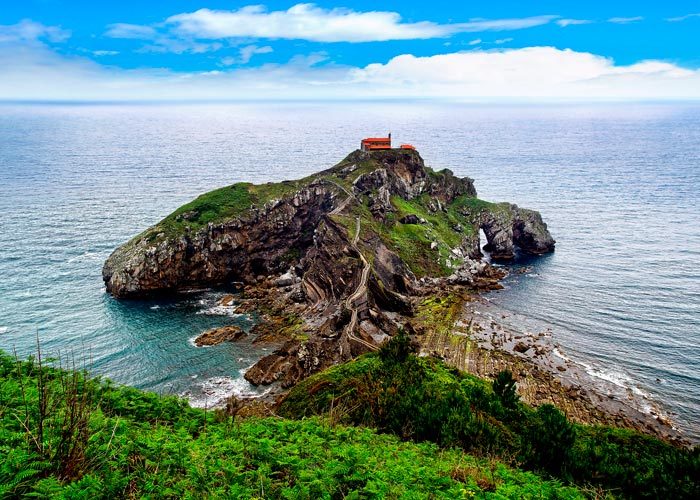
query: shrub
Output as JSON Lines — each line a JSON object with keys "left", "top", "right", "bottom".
{"left": 492, "top": 370, "right": 519, "bottom": 410}
{"left": 378, "top": 329, "right": 418, "bottom": 364}
{"left": 280, "top": 351, "right": 700, "bottom": 498}
{"left": 524, "top": 404, "right": 575, "bottom": 476}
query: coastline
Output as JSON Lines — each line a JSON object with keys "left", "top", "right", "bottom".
{"left": 191, "top": 277, "right": 692, "bottom": 447}
{"left": 420, "top": 290, "right": 690, "bottom": 446}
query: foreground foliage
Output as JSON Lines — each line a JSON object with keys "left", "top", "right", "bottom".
{"left": 279, "top": 334, "right": 700, "bottom": 499}
{"left": 0, "top": 351, "right": 581, "bottom": 498}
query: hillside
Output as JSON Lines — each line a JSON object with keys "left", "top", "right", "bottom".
{"left": 0, "top": 351, "right": 583, "bottom": 498}
{"left": 2, "top": 345, "right": 698, "bottom": 498}
{"left": 278, "top": 334, "right": 700, "bottom": 498}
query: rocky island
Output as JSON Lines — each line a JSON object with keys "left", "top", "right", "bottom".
{"left": 104, "top": 149, "right": 554, "bottom": 380}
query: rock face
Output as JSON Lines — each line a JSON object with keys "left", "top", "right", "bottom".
{"left": 104, "top": 148, "right": 555, "bottom": 388}
{"left": 479, "top": 205, "right": 556, "bottom": 260}
{"left": 103, "top": 182, "right": 340, "bottom": 298}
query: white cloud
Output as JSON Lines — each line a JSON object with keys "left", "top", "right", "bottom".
{"left": 666, "top": 13, "right": 700, "bottom": 22}
{"left": 1, "top": 40, "right": 699, "bottom": 101}
{"left": 0, "top": 19, "right": 70, "bottom": 43}
{"left": 608, "top": 16, "right": 644, "bottom": 24}
{"left": 93, "top": 50, "right": 119, "bottom": 56}
{"left": 220, "top": 45, "right": 274, "bottom": 66}
{"left": 468, "top": 39, "right": 482, "bottom": 46}
{"left": 105, "top": 23, "right": 156, "bottom": 39}
{"left": 238, "top": 45, "right": 273, "bottom": 64}
{"left": 138, "top": 38, "right": 223, "bottom": 55}
{"left": 350, "top": 47, "right": 699, "bottom": 99}
{"left": 494, "top": 38, "right": 513, "bottom": 44}
{"left": 556, "top": 19, "right": 593, "bottom": 27}
{"left": 165, "top": 4, "right": 557, "bottom": 42}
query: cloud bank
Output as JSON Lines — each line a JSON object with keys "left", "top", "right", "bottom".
{"left": 160, "top": 4, "right": 558, "bottom": 43}
{"left": 351, "top": 48, "right": 698, "bottom": 98}
{"left": 1, "top": 33, "right": 698, "bottom": 102}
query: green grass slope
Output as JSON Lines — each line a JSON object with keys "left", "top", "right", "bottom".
{"left": 279, "top": 335, "right": 700, "bottom": 499}
{"left": 0, "top": 351, "right": 582, "bottom": 498}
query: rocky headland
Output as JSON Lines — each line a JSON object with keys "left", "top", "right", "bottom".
{"left": 104, "top": 149, "right": 554, "bottom": 382}
{"left": 100, "top": 148, "right": 683, "bottom": 443}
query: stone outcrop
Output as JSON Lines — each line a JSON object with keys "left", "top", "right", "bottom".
{"left": 103, "top": 182, "right": 340, "bottom": 298}
{"left": 469, "top": 205, "right": 556, "bottom": 260}
{"left": 194, "top": 325, "right": 245, "bottom": 347}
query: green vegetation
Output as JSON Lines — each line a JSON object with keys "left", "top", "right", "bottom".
{"left": 279, "top": 334, "right": 700, "bottom": 499}
{"left": 141, "top": 179, "right": 310, "bottom": 242}
{"left": 147, "top": 182, "right": 254, "bottom": 240}
{"left": 416, "top": 293, "right": 467, "bottom": 336}
{"left": 344, "top": 191, "right": 488, "bottom": 278}
{"left": 0, "top": 351, "right": 582, "bottom": 498}
{"left": 384, "top": 194, "right": 477, "bottom": 277}
{"left": 492, "top": 370, "right": 519, "bottom": 410}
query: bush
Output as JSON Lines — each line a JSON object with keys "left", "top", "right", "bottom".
{"left": 524, "top": 404, "right": 575, "bottom": 476}
{"left": 492, "top": 370, "right": 519, "bottom": 410}
{"left": 0, "top": 351, "right": 582, "bottom": 498}
{"left": 378, "top": 329, "right": 418, "bottom": 364}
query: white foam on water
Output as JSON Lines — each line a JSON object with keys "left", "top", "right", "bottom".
{"left": 552, "top": 347, "right": 572, "bottom": 362}
{"left": 0, "top": 327, "right": 8, "bottom": 334}
{"left": 150, "top": 305, "right": 160, "bottom": 310}
{"left": 578, "top": 360, "right": 656, "bottom": 413}
{"left": 185, "top": 370, "right": 270, "bottom": 409}
{"left": 67, "top": 251, "right": 100, "bottom": 263}
{"left": 196, "top": 305, "right": 244, "bottom": 317}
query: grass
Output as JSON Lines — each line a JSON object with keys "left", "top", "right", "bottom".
{"left": 416, "top": 294, "right": 468, "bottom": 337}
{"left": 135, "top": 178, "right": 315, "bottom": 244}
{"left": 0, "top": 351, "right": 583, "bottom": 498}
{"left": 279, "top": 339, "right": 700, "bottom": 499}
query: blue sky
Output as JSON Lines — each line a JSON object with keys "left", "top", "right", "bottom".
{"left": 1, "top": 1, "right": 699, "bottom": 100}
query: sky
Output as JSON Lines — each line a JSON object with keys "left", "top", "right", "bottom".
{"left": 1, "top": 1, "right": 700, "bottom": 100}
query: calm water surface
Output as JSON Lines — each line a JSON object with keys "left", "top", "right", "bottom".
{"left": 0, "top": 102, "right": 698, "bottom": 437}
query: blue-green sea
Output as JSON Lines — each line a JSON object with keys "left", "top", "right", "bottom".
{"left": 0, "top": 102, "right": 698, "bottom": 439}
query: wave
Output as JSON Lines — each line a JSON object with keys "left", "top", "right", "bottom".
{"left": 184, "top": 369, "right": 270, "bottom": 409}
{"left": 0, "top": 326, "right": 8, "bottom": 334}
{"left": 575, "top": 359, "right": 659, "bottom": 415}
{"left": 195, "top": 305, "right": 244, "bottom": 318}
{"left": 194, "top": 294, "right": 243, "bottom": 318}
{"left": 67, "top": 251, "right": 100, "bottom": 264}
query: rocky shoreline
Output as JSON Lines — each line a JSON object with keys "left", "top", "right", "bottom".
{"left": 439, "top": 294, "right": 688, "bottom": 445}
{"left": 191, "top": 274, "right": 688, "bottom": 446}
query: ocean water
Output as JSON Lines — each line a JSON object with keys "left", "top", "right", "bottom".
{"left": 0, "top": 102, "right": 698, "bottom": 438}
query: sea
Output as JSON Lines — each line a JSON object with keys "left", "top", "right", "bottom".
{"left": 0, "top": 101, "right": 698, "bottom": 439}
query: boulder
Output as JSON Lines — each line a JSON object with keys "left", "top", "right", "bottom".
{"left": 399, "top": 214, "right": 421, "bottom": 224}
{"left": 194, "top": 325, "right": 245, "bottom": 347}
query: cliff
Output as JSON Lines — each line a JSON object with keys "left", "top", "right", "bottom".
{"left": 103, "top": 148, "right": 555, "bottom": 385}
